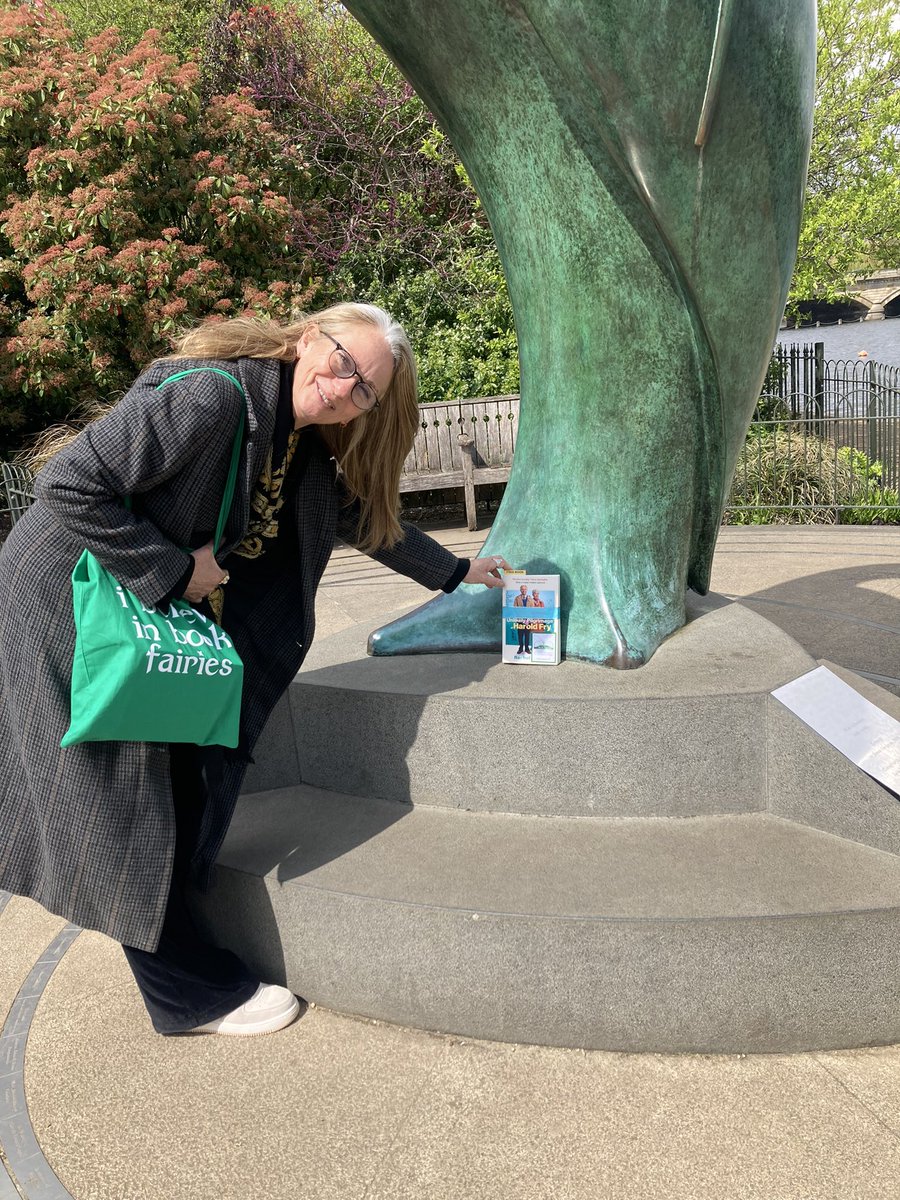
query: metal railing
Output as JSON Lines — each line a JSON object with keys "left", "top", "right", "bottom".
{"left": 0, "top": 462, "right": 35, "bottom": 528}
{"left": 725, "top": 344, "right": 900, "bottom": 522}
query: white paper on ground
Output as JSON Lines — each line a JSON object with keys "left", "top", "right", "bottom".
{"left": 771, "top": 665, "right": 900, "bottom": 796}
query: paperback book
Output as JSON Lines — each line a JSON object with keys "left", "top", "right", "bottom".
{"left": 501, "top": 572, "right": 561, "bottom": 665}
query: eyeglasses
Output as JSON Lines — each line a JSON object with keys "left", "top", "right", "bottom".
{"left": 320, "top": 332, "right": 380, "bottom": 412}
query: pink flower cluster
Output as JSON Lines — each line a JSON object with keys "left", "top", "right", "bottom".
{"left": 0, "top": 3, "right": 310, "bottom": 446}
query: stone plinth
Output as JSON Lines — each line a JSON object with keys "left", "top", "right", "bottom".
{"left": 194, "top": 597, "right": 900, "bottom": 1053}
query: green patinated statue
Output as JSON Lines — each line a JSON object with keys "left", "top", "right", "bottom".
{"left": 350, "top": 0, "right": 816, "bottom": 666}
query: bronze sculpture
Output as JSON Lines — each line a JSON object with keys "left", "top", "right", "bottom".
{"left": 347, "top": 0, "right": 817, "bottom": 665}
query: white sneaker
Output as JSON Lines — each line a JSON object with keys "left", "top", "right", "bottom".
{"left": 191, "top": 984, "right": 301, "bottom": 1037}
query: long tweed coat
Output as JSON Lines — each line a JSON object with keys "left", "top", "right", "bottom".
{"left": 0, "top": 357, "right": 458, "bottom": 951}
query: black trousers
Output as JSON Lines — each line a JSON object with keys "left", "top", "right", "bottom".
{"left": 121, "top": 745, "right": 259, "bottom": 1034}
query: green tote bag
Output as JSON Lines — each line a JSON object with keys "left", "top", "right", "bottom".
{"left": 61, "top": 368, "right": 247, "bottom": 748}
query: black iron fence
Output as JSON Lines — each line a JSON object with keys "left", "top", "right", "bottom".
{"left": 726, "top": 343, "right": 900, "bottom": 522}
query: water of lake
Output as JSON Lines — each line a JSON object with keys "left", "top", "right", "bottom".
{"left": 776, "top": 316, "right": 900, "bottom": 368}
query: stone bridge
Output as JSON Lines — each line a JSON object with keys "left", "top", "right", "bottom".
{"left": 849, "top": 269, "right": 900, "bottom": 320}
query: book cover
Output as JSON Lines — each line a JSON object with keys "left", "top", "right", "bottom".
{"left": 501, "top": 572, "right": 561, "bottom": 664}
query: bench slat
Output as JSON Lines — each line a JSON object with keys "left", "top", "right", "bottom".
{"left": 398, "top": 469, "right": 467, "bottom": 492}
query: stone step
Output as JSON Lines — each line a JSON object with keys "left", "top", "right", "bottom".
{"left": 194, "top": 787, "right": 900, "bottom": 1053}
{"left": 246, "top": 596, "right": 825, "bottom": 817}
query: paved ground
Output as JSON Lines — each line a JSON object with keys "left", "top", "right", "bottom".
{"left": 1, "top": 524, "right": 899, "bottom": 1200}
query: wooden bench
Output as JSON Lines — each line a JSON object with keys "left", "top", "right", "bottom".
{"left": 399, "top": 394, "right": 520, "bottom": 530}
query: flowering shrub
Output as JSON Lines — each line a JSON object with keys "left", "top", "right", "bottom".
{"left": 0, "top": 0, "right": 523, "bottom": 452}
{"left": 0, "top": 2, "right": 312, "bottom": 452}
{"left": 200, "top": 0, "right": 519, "bottom": 405}
{"left": 57, "top": 0, "right": 210, "bottom": 58}
{"left": 201, "top": 1, "right": 479, "bottom": 284}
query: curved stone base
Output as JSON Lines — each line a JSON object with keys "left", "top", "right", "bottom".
{"left": 195, "top": 597, "right": 900, "bottom": 1052}
{"left": 195, "top": 796, "right": 900, "bottom": 1053}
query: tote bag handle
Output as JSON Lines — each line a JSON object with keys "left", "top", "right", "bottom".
{"left": 159, "top": 364, "right": 248, "bottom": 552}
{"left": 149, "top": 367, "right": 248, "bottom": 553}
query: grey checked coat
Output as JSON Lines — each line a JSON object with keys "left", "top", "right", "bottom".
{"left": 0, "top": 357, "right": 458, "bottom": 951}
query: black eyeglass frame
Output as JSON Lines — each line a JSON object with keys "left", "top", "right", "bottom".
{"left": 320, "top": 331, "right": 381, "bottom": 412}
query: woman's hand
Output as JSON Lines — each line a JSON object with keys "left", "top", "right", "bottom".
{"left": 464, "top": 554, "right": 512, "bottom": 588}
{"left": 183, "top": 541, "right": 229, "bottom": 603}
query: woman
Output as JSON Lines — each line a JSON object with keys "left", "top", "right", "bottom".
{"left": 0, "top": 302, "right": 508, "bottom": 1037}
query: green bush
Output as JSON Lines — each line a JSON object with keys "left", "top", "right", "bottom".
{"left": 351, "top": 238, "right": 519, "bottom": 405}
{"left": 197, "top": 0, "right": 519, "bottom": 403}
{"left": 725, "top": 430, "right": 900, "bottom": 524}
{"left": 837, "top": 445, "right": 900, "bottom": 524}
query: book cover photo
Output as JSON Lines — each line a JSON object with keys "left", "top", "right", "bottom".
{"left": 501, "top": 572, "right": 561, "bottom": 665}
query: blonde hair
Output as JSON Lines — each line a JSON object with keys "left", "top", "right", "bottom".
{"left": 27, "top": 303, "right": 420, "bottom": 554}
{"left": 171, "top": 303, "right": 419, "bottom": 552}
{"left": 20, "top": 400, "right": 113, "bottom": 476}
